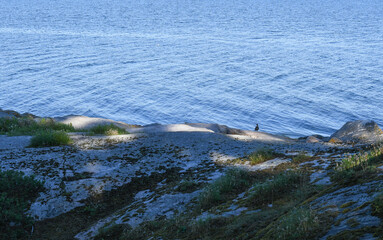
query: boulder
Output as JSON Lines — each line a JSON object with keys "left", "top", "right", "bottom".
{"left": 306, "top": 136, "right": 323, "bottom": 143}
{"left": 330, "top": 120, "right": 383, "bottom": 143}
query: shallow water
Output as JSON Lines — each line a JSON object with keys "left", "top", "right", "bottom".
{"left": 1, "top": 0, "right": 383, "bottom": 137}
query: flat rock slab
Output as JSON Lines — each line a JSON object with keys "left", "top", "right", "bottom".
{"left": 0, "top": 135, "right": 31, "bottom": 149}
{"left": 54, "top": 115, "right": 136, "bottom": 130}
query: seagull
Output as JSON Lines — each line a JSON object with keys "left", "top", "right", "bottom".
{"left": 254, "top": 124, "right": 259, "bottom": 131}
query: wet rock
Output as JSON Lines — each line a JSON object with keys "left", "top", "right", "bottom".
{"left": 331, "top": 120, "right": 383, "bottom": 143}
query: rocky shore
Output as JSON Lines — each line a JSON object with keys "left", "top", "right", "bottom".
{"left": 1, "top": 108, "right": 383, "bottom": 239}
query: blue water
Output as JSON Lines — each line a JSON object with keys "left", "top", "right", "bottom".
{"left": 1, "top": 0, "right": 383, "bottom": 137}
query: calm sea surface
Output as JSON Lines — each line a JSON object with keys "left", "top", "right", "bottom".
{"left": 1, "top": 0, "right": 383, "bottom": 137}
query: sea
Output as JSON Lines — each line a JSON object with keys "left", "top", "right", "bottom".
{"left": 1, "top": 0, "right": 382, "bottom": 137}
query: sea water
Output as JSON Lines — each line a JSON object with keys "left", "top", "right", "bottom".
{"left": 1, "top": 0, "right": 382, "bottom": 137}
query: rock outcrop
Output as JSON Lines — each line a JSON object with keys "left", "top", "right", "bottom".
{"left": 1, "top": 109, "right": 383, "bottom": 239}
{"left": 0, "top": 108, "right": 38, "bottom": 118}
{"left": 331, "top": 120, "right": 383, "bottom": 144}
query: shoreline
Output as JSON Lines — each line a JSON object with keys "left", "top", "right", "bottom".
{"left": 0, "top": 107, "right": 338, "bottom": 138}
{"left": 1, "top": 108, "right": 383, "bottom": 239}
{"left": 1, "top": 108, "right": 383, "bottom": 145}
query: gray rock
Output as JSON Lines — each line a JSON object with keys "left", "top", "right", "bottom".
{"left": 331, "top": 120, "right": 383, "bottom": 143}
{"left": 0, "top": 109, "right": 38, "bottom": 119}
{"left": 0, "top": 109, "right": 18, "bottom": 118}
{"left": 0, "top": 111, "right": 14, "bottom": 118}
{"left": 306, "top": 136, "right": 323, "bottom": 143}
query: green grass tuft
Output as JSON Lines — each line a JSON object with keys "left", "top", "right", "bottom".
{"left": 0, "top": 170, "right": 44, "bottom": 239}
{"left": 331, "top": 145, "right": 383, "bottom": 184}
{"left": 199, "top": 168, "right": 252, "bottom": 210}
{"left": 29, "top": 130, "right": 72, "bottom": 147}
{"left": 88, "top": 124, "right": 128, "bottom": 136}
{"left": 292, "top": 152, "right": 313, "bottom": 164}
{"left": 248, "top": 148, "right": 279, "bottom": 165}
{"left": 247, "top": 171, "right": 307, "bottom": 206}
{"left": 176, "top": 180, "right": 200, "bottom": 193}
{"left": 266, "top": 207, "right": 322, "bottom": 240}
{"left": 0, "top": 117, "right": 75, "bottom": 136}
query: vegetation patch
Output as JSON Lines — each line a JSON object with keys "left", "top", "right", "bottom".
{"left": 247, "top": 171, "right": 308, "bottom": 207}
{"left": 262, "top": 207, "right": 331, "bottom": 240}
{"left": 292, "top": 152, "right": 314, "bottom": 164}
{"left": 95, "top": 224, "right": 129, "bottom": 240}
{"left": 29, "top": 130, "right": 72, "bottom": 147}
{"left": 31, "top": 168, "right": 181, "bottom": 240}
{"left": 331, "top": 145, "right": 383, "bottom": 185}
{"left": 198, "top": 168, "right": 253, "bottom": 210}
{"left": 88, "top": 124, "right": 128, "bottom": 136}
{"left": 0, "top": 170, "right": 45, "bottom": 240}
{"left": 93, "top": 167, "right": 323, "bottom": 240}
{"left": 248, "top": 148, "right": 280, "bottom": 165}
{"left": 372, "top": 192, "right": 383, "bottom": 218}
{"left": 0, "top": 117, "right": 74, "bottom": 136}
{"left": 176, "top": 180, "right": 200, "bottom": 193}
{"left": 110, "top": 198, "right": 319, "bottom": 240}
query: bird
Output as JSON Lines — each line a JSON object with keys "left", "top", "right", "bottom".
{"left": 254, "top": 124, "right": 259, "bottom": 131}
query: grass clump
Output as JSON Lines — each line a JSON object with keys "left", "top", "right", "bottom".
{"left": 95, "top": 224, "right": 129, "bottom": 240}
{"left": 176, "top": 180, "right": 200, "bottom": 193}
{"left": 199, "top": 168, "right": 252, "bottom": 210}
{"left": 0, "top": 170, "right": 44, "bottom": 239}
{"left": 332, "top": 145, "right": 383, "bottom": 184}
{"left": 29, "top": 130, "right": 72, "bottom": 147}
{"left": 248, "top": 148, "right": 279, "bottom": 165}
{"left": 292, "top": 152, "right": 313, "bottom": 164}
{"left": 88, "top": 124, "right": 128, "bottom": 136}
{"left": 0, "top": 117, "right": 74, "bottom": 136}
{"left": 264, "top": 207, "right": 322, "bottom": 240}
{"left": 247, "top": 171, "right": 307, "bottom": 206}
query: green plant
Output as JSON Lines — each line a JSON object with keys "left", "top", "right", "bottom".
{"left": 247, "top": 171, "right": 306, "bottom": 206}
{"left": 89, "top": 124, "right": 128, "bottom": 136}
{"left": 0, "top": 170, "right": 44, "bottom": 239}
{"left": 268, "top": 207, "right": 321, "bottom": 240}
{"left": 332, "top": 145, "right": 383, "bottom": 184}
{"left": 29, "top": 130, "right": 72, "bottom": 147}
{"left": 0, "top": 117, "right": 74, "bottom": 136}
{"left": 248, "top": 148, "right": 278, "bottom": 165}
{"left": 0, "top": 170, "right": 44, "bottom": 201}
{"left": 176, "top": 180, "right": 199, "bottom": 193}
{"left": 95, "top": 224, "right": 129, "bottom": 240}
{"left": 292, "top": 152, "right": 313, "bottom": 164}
{"left": 199, "top": 168, "right": 252, "bottom": 210}
{"left": 372, "top": 192, "right": 383, "bottom": 218}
